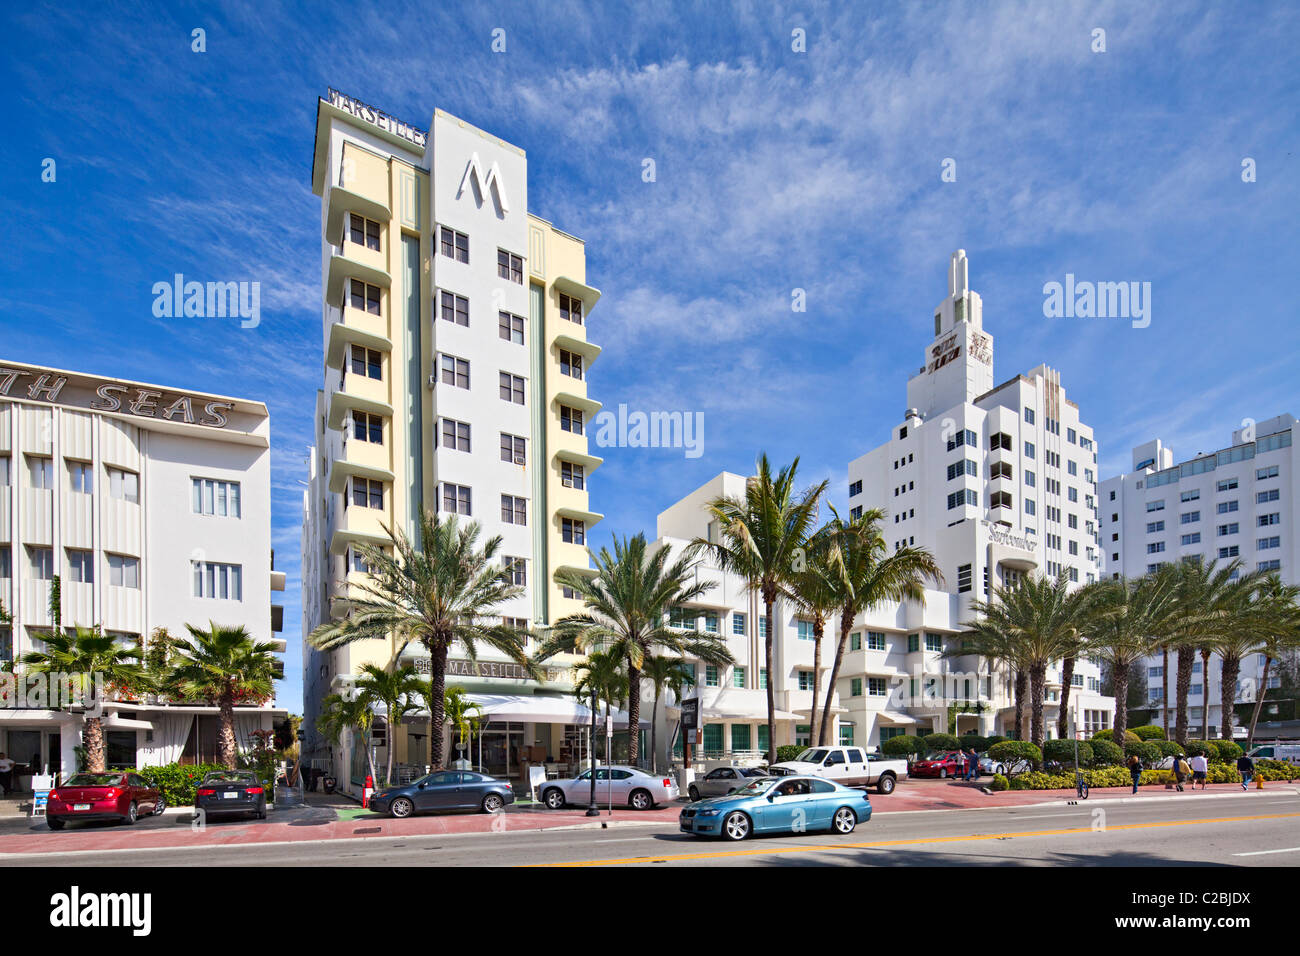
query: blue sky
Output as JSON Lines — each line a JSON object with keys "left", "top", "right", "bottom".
{"left": 4, "top": 1, "right": 1298, "bottom": 712}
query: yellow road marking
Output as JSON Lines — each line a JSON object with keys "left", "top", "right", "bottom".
{"left": 521, "top": 811, "right": 1300, "bottom": 867}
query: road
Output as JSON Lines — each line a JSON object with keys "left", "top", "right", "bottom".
{"left": 5, "top": 791, "right": 1299, "bottom": 866}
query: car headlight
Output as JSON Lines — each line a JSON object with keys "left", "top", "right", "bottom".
{"left": 698, "top": 808, "right": 722, "bottom": 817}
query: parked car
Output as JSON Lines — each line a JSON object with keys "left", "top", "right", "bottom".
{"left": 47, "top": 772, "right": 165, "bottom": 830}
{"left": 1248, "top": 744, "right": 1300, "bottom": 766}
{"left": 540, "top": 766, "right": 678, "bottom": 810}
{"left": 768, "top": 746, "right": 908, "bottom": 793}
{"left": 679, "top": 775, "right": 872, "bottom": 841}
{"left": 910, "top": 751, "right": 970, "bottom": 778}
{"left": 194, "top": 770, "right": 268, "bottom": 821}
{"left": 688, "top": 766, "right": 770, "bottom": 801}
{"left": 979, "top": 752, "right": 1033, "bottom": 776}
{"left": 370, "top": 770, "right": 514, "bottom": 818}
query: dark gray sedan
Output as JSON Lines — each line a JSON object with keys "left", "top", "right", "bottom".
{"left": 194, "top": 770, "right": 268, "bottom": 821}
{"left": 370, "top": 771, "right": 514, "bottom": 818}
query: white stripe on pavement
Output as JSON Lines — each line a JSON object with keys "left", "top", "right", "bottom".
{"left": 1233, "top": 846, "right": 1300, "bottom": 857}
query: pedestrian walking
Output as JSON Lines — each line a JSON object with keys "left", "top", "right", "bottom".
{"left": 1190, "top": 752, "right": 1209, "bottom": 790}
{"left": 1127, "top": 754, "right": 1142, "bottom": 794}
{"left": 965, "top": 747, "right": 978, "bottom": 781}
{"left": 1237, "top": 753, "right": 1255, "bottom": 790}
{"left": 1173, "top": 754, "right": 1190, "bottom": 792}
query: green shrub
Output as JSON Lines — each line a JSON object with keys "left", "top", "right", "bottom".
{"left": 989, "top": 774, "right": 1009, "bottom": 791}
{"left": 881, "top": 735, "right": 926, "bottom": 757}
{"left": 1183, "top": 740, "right": 1214, "bottom": 759}
{"left": 1155, "top": 740, "right": 1182, "bottom": 758}
{"left": 1124, "top": 740, "right": 1162, "bottom": 766}
{"left": 1043, "top": 739, "right": 1093, "bottom": 767}
{"left": 1092, "top": 729, "right": 1140, "bottom": 744}
{"left": 1089, "top": 739, "right": 1124, "bottom": 766}
{"left": 923, "top": 733, "right": 961, "bottom": 752}
{"left": 1211, "top": 740, "right": 1243, "bottom": 762}
{"left": 1130, "top": 725, "right": 1166, "bottom": 741}
{"left": 988, "top": 740, "right": 1042, "bottom": 768}
{"left": 985, "top": 735, "right": 1008, "bottom": 747}
{"left": 139, "top": 763, "right": 232, "bottom": 805}
{"left": 775, "top": 745, "right": 805, "bottom": 763}
{"left": 958, "top": 734, "right": 990, "bottom": 752}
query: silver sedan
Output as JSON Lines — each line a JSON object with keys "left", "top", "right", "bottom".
{"left": 540, "top": 766, "right": 680, "bottom": 811}
{"left": 687, "top": 766, "right": 771, "bottom": 801}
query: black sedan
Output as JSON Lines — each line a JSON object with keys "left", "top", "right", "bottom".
{"left": 370, "top": 770, "right": 514, "bottom": 818}
{"left": 194, "top": 771, "right": 268, "bottom": 821}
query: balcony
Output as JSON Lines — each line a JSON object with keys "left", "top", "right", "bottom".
{"left": 325, "top": 250, "right": 390, "bottom": 309}
{"left": 326, "top": 305, "right": 392, "bottom": 366}
{"left": 324, "top": 185, "right": 391, "bottom": 247}
{"left": 553, "top": 275, "right": 602, "bottom": 312}
{"left": 553, "top": 447, "right": 604, "bottom": 472}
{"left": 327, "top": 389, "right": 393, "bottom": 431}
{"left": 327, "top": 459, "right": 395, "bottom": 496}
{"left": 553, "top": 333, "right": 602, "bottom": 363}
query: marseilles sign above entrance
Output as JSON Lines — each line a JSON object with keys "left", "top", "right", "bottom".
{"left": 410, "top": 657, "right": 562, "bottom": 683}
{"left": 0, "top": 362, "right": 239, "bottom": 429}
{"left": 327, "top": 88, "right": 427, "bottom": 149}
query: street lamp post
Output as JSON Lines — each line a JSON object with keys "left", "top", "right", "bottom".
{"left": 586, "top": 688, "right": 599, "bottom": 816}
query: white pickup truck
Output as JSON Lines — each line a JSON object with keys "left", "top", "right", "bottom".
{"left": 769, "top": 746, "right": 908, "bottom": 794}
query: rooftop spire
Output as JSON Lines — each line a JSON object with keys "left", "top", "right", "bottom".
{"left": 948, "top": 249, "right": 968, "bottom": 298}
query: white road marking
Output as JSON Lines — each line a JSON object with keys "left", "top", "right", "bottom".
{"left": 1233, "top": 846, "right": 1300, "bottom": 857}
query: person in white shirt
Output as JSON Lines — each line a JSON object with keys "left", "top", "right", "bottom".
{"left": 0, "top": 754, "right": 14, "bottom": 796}
{"left": 1190, "top": 752, "right": 1209, "bottom": 790}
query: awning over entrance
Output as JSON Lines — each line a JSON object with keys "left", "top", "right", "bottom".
{"left": 876, "top": 710, "right": 918, "bottom": 725}
{"left": 465, "top": 694, "right": 647, "bottom": 728}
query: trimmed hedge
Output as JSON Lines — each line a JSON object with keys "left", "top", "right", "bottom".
{"left": 988, "top": 740, "right": 1042, "bottom": 768}
{"left": 1091, "top": 729, "right": 1141, "bottom": 744}
{"left": 1130, "top": 725, "right": 1166, "bottom": 741}
{"left": 985, "top": 735, "right": 1008, "bottom": 747}
{"left": 881, "top": 735, "right": 927, "bottom": 757}
{"left": 1155, "top": 740, "right": 1183, "bottom": 758}
{"left": 1001, "top": 760, "right": 1298, "bottom": 790}
{"left": 776, "top": 745, "right": 805, "bottom": 763}
{"left": 1211, "top": 740, "right": 1244, "bottom": 762}
{"left": 923, "top": 733, "right": 962, "bottom": 752}
{"left": 1043, "top": 739, "right": 1093, "bottom": 768}
{"left": 1182, "top": 740, "right": 1214, "bottom": 759}
{"left": 958, "top": 734, "right": 991, "bottom": 752}
{"left": 1124, "top": 740, "right": 1162, "bottom": 765}
{"left": 989, "top": 774, "right": 1010, "bottom": 791}
{"left": 1090, "top": 739, "right": 1124, "bottom": 766}
{"left": 139, "top": 763, "right": 237, "bottom": 805}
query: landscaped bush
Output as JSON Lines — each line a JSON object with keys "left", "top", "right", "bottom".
{"left": 989, "top": 774, "right": 1009, "bottom": 791}
{"left": 1043, "top": 738, "right": 1093, "bottom": 768}
{"left": 1182, "top": 740, "right": 1214, "bottom": 759}
{"left": 1257, "top": 759, "right": 1299, "bottom": 781}
{"left": 959, "top": 734, "right": 990, "bottom": 752}
{"left": 776, "top": 745, "right": 805, "bottom": 763}
{"left": 1089, "top": 739, "right": 1124, "bottom": 766}
{"left": 1211, "top": 740, "right": 1243, "bottom": 762}
{"left": 1124, "top": 740, "right": 1162, "bottom": 766}
{"left": 1131, "top": 725, "right": 1166, "bottom": 741}
{"left": 1155, "top": 740, "right": 1182, "bottom": 758}
{"left": 923, "top": 733, "right": 961, "bottom": 752}
{"left": 988, "top": 740, "right": 1042, "bottom": 769}
{"left": 985, "top": 735, "right": 1008, "bottom": 747}
{"left": 139, "top": 763, "right": 232, "bottom": 805}
{"left": 1091, "top": 729, "right": 1140, "bottom": 744}
{"left": 881, "top": 735, "right": 927, "bottom": 757}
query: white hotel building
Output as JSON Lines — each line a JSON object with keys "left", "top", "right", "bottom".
{"left": 0, "top": 360, "right": 286, "bottom": 782}
{"left": 657, "top": 253, "right": 1115, "bottom": 759}
{"left": 1100, "top": 415, "right": 1298, "bottom": 735}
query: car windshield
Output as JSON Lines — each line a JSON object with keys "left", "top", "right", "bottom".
{"left": 63, "top": 773, "right": 125, "bottom": 787}
{"left": 795, "top": 749, "right": 828, "bottom": 764}
{"left": 203, "top": 772, "right": 256, "bottom": 783}
{"left": 740, "top": 768, "right": 768, "bottom": 777}
{"left": 730, "top": 778, "right": 778, "bottom": 797}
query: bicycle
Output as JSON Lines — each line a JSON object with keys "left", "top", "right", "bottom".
{"left": 1075, "top": 771, "right": 1089, "bottom": 800}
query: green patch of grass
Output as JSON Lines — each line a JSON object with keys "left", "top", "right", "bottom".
{"left": 336, "top": 807, "right": 378, "bottom": 821}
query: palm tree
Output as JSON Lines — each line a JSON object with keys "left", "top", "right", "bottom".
{"left": 696, "top": 454, "right": 827, "bottom": 764}
{"left": 641, "top": 654, "right": 696, "bottom": 772}
{"left": 572, "top": 649, "right": 628, "bottom": 768}
{"left": 961, "top": 573, "right": 1090, "bottom": 749}
{"left": 952, "top": 609, "right": 1033, "bottom": 740}
{"left": 316, "top": 690, "right": 380, "bottom": 788}
{"left": 354, "top": 664, "right": 423, "bottom": 786}
{"left": 308, "top": 512, "right": 534, "bottom": 771}
{"left": 1245, "top": 577, "right": 1300, "bottom": 748}
{"left": 821, "top": 506, "right": 942, "bottom": 745}
{"left": 170, "top": 623, "right": 279, "bottom": 769}
{"left": 788, "top": 523, "right": 841, "bottom": 746}
{"left": 1054, "top": 583, "right": 1103, "bottom": 740}
{"left": 539, "top": 533, "right": 732, "bottom": 769}
{"left": 443, "top": 685, "right": 485, "bottom": 767}
{"left": 22, "top": 626, "right": 146, "bottom": 772}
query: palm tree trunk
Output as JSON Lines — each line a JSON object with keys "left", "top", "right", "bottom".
{"left": 1200, "top": 648, "right": 1211, "bottom": 741}
{"left": 427, "top": 640, "right": 449, "bottom": 770}
{"left": 1175, "top": 647, "right": 1193, "bottom": 746}
{"left": 650, "top": 690, "right": 660, "bottom": 774}
{"left": 1030, "top": 663, "right": 1046, "bottom": 750}
{"left": 1161, "top": 645, "right": 1169, "bottom": 739}
{"left": 1112, "top": 660, "right": 1129, "bottom": 740}
{"left": 1013, "top": 670, "right": 1027, "bottom": 741}
{"left": 1056, "top": 657, "right": 1076, "bottom": 740}
{"left": 385, "top": 713, "right": 396, "bottom": 787}
{"left": 762, "top": 590, "right": 777, "bottom": 764}
{"left": 1246, "top": 656, "right": 1273, "bottom": 749}
{"left": 217, "top": 691, "right": 238, "bottom": 770}
{"left": 626, "top": 659, "right": 641, "bottom": 769}
{"left": 809, "top": 617, "right": 824, "bottom": 747}
{"left": 83, "top": 716, "right": 105, "bottom": 772}
{"left": 1220, "top": 654, "right": 1241, "bottom": 743}
{"left": 819, "top": 613, "right": 852, "bottom": 747}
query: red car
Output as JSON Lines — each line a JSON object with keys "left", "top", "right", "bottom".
{"left": 46, "top": 772, "right": 166, "bottom": 829}
{"left": 910, "top": 751, "right": 973, "bottom": 779}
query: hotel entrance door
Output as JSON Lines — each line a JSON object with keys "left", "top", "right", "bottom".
{"left": 479, "top": 725, "right": 524, "bottom": 777}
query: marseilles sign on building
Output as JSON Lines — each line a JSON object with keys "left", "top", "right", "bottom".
{"left": 327, "top": 88, "right": 427, "bottom": 149}
{"left": 410, "top": 657, "right": 560, "bottom": 683}
{"left": 0, "top": 363, "right": 236, "bottom": 428}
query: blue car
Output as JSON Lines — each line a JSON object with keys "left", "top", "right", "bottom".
{"left": 679, "top": 774, "right": 871, "bottom": 841}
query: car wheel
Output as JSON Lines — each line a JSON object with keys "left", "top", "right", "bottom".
{"left": 482, "top": 793, "right": 504, "bottom": 813}
{"left": 123, "top": 801, "right": 138, "bottom": 825}
{"left": 722, "top": 811, "right": 751, "bottom": 841}
{"left": 877, "top": 773, "right": 896, "bottom": 795}
{"left": 257, "top": 802, "right": 267, "bottom": 820}
{"left": 628, "top": 789, "right": 653, "bottom": 811}
{"left": 938, "top": 769, "right": 947, "bottom": 779}
{"left": 153, "top": 797, "right": 166, "bottom": 816}
{"left": 832, "top": 807, "right": 857, "bottom": 835}
{"left": 995, "top": 764, "right": 1005, "bottom": 776}
{"left": 688, "top": 784, "right": 701, "bottom": 802}
{"left": 389, "top": 797, "right": 414, "bottom": 819}
{"left": 47, "top": 817, "right": 65, "bottom": 831}
{"left": 543, "top": 788, "right": 566, "bottom": 810}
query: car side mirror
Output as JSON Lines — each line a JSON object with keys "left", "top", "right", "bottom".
{"left": 417, "top": 782, "right": 426, "bottom": 789}
{"left": 766, "top": 793, "right": 776, "bottom": 801}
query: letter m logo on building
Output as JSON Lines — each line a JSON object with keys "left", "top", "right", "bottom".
{"left": 457, "top": 152, "right": 511, "bottom": 214}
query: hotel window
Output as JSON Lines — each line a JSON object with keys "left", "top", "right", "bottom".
{"left": 1025, "top": 470, "right": 1036, "bottom": 487}
{"left": 349, "top": 278, "right": 381, "bottom": 315}
{"left": 850, "top": 505, "right": 863, "bottom": 520}
{"left": 851, "top": 678, "right": 863, "bottom": 697}
{"left": 1258, "top": 559, "right": 1281, "bottom": 572}
{"left": 796, "top": 620, "right": 815, "bottom": 641}
{"left": 440, "top": 354, "right": 470, "bottom": 389}
{"left": 0, "top": 456, "right": 7, "bottom": 487}
{"left": 1216, "top": 477, "right": 1238, "bottom": 492}
{"left": 353, "top": 412, "right": 384, "bottom": 445}
{"left": 562, "top": 517, "right": 585, "bottom": 545}
{"left": 705, "top": 666, "right": 719, "bottom": 687}
{"left": 759, "top": 668, "right": 768, "bottom": 689}
{"left": 798, "top": 671, "right": 814, "bottom": 691}
{"left": 1067, "top": 428, "right": 1077, "bottom": 444}
{"left": 1025, "top": 441, "right": 1035, "bottom": 459}
{"left": 1181, "top": 533, "right": 1201, "bottom": 546}
{"left": 192, "top": 478, "right": 242, "bottom": 518}
{"left": 67, "top": 549, "right": 93, "bottom": 583}
{"left": 1217, "top": 500, "right": 1238, "bottom": 514}
{"left": 0, "top": 546, "right": 9, "bottom": 579}
{"left": 1025, "top": 499, "right": 1036, "bottom": 516}
{"left": 561, "top": 461, "right": 584, "bottom": 489}
{"left": 925, "top": 633, "right": 942, "bottom": 652}
{"left": 732, "top": 666, "right": 746, "bottom": 688}
{"left": 498, "top": 311, "right": 524, "bottom": 344}
{"left": 68, "top": 461, "right": 93, "bottom": 494}
{"left": 441, "top": 418, "right": 471, "bottom": 452}
{"left": 348, "top": 213, "right": 381, "bottom": 251}
{"left": 347, "top": 548, "right": 371, "bottom": 574}
{"left": 28, "top": 456, "right": 54, "bottom": 489}
{"left": 496, "top": 433, "right": 525, "bottom": 465}
{"left": 1067, "top": 513, "right": 1078, "bottom": 529}
{"left": 849, "top": 479, "right": 862, "bottom": 496}
{"left": 559, "top": 349, "right": 583, "bottom": 380}
{"left": 352, "top": 478, "right": 385, "bottom": 510}
{"left": 1024, "top": 407, "right": 1035, "bottom": 424}
{"left": 989, "top": 432, "right": 1012, "bottom": 451}
{"left": 107, "top": 553, "right": 140, "bottom": 589}
{"left": 497, "top": 249, "right": 523, "bottom": 284}
{"left": 499, "top": 372, "right": 525, "bottom": 405}
{"left": 1218, "top": 546, "right": 1239, "bottom": 559}
{"left": 1180, "top": 489, "right": 1200, "bottom": 502}
{"left": 501, "top": 495, "right": 527, "bottom": 525}
{"left": 945, "top": 428, "right": 977, "bottom": 451}
{"left": 669, "top": 607, "right": 696, "bottom": 630}
{"left": 504, "top": 557, "right": 526, "bottom": 586}
{"left": 947, "top": 459, "right": 978, "bottom": 480}
{"left": 732, "top": 612, "right": 746, "bottom": 635}
{"left": 1258, "top": 512, "right": 1280, "bottom": 526}
{"left": 439, "top": 226, "right": 469, "bottom": 263}
{"left": 865, "top": 631, "right": 886, "bottom": 651}
{"left": 558, "top": 293, "right": 583, "bottom": 325}
{"left": 956, "top": 563, "right": 973, "bottom": 593}
{"left": 990, "top": 461, "right": 1013, "bottom": 480}
{"left": 440, "top": 290, "right": 470, "bottom": 327}
{"left": 1257, "top": 536, "right": 1281, "bottom": 550}
{"left": 1181, "top": 510, "right": 1200, "bottom": 524}
{"left": 441, "top": 483, "right": 471, "bottom": 516}
{"left": 1147, "top": 542, "right": 1165, "bottom": 554}
{"left": 947, "top": 489, "right": 978, "bottom": 509}
{"left": 1147, "top": 520, "right": 1165, "bottom": 533}
{"left": 1217, "top": 523, "right": 1238, "bottom": 536}
{"left": 990, "top": 491, "right": 1012, "bottom": 509}
{"left": 700, "top": 611, "right": 718, "bottom": 633}
{"left": 1146, "top": 500, "right": 1165, "bottom": 512}
{"left": 349, "top": 344, "right": 382, "bottom": 380}
{"left": 907, "top": 633, "right": 920, "bottom": 653}
{"left": 850, "top": 632, "right": 862, "bottom": 651}
{"left": 1067, "top": 460, "right": 1078, "bottom": 476}
{"left": 1256, "top": 465, "right": 1279, "bottom": 480}
{"left": 560, "top": 405, "right": 583, "bottom": 434}
{"left": 868, "top": 677, "right": 888, "bottom": 697}
{"left": 193, "top": 561, "right": 242, "bottom": 601}
{"left": 561, "top": 585, "right": 578, "bottom": 600}
{"left": 1257, "top": 489, "right": 1280, "bottom": 504}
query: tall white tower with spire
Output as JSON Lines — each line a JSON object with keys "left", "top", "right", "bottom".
{"left": 905, "top": 250, "right": 995, "bottom": 419}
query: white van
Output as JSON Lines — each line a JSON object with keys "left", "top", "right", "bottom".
{"left": 1247, "top": 744, "right": 1300, "bottom": 766}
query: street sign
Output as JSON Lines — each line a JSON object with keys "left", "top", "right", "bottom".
{"left": 605, "top": 715, "right": 613, "bottom": 738}
{"left": 681, "top": 697, "right": 699, "bottom": 733}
